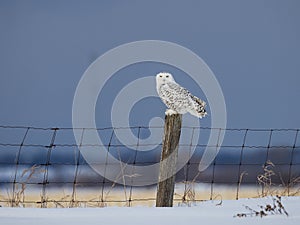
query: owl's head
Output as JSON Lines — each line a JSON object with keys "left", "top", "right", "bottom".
{"left": 156, "top": 72, "right": 175, "bottom": 86}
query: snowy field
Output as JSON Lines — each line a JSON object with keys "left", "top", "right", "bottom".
{"left": 0, "top": 197, "right": 299, "bottom": 225}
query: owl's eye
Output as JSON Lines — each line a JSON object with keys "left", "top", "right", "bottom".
{"left": 166, "top": 75, "right": 169, "bottom": 78}
{"left": 159, "top": 75, "right": 162, "bottom": 77}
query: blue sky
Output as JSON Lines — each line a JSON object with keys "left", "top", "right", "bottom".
{"left": 0, "top": 0, "right": 300, "bottom": 129}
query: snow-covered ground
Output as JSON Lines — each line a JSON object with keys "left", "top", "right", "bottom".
{"left": 0, "top": 197, "right": 299, "bottom": 225}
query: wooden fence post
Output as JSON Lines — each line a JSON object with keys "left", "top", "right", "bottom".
{"left": 156, "top": 113, "right": 182, "bottom": 207}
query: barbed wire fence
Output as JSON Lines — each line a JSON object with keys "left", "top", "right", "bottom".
{"left": 0, "top": 125, "right": 299, "bottom": 207}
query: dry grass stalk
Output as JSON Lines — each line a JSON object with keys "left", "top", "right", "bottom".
{"left": 256, "top": 160, "right": 300, "bottom": 198}
{"left": 180, "top": 181, "right": 196, "bottom": 206}
{"left": 257, "top": 160, "right": 276, "bottom": 197}
{"left": 9, "top": 165, "right": 43, "bottom": 207}
{"left": 234, "top": 195, "right": 288, "bottom": 218}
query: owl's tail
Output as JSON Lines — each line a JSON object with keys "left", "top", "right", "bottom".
{"left": 190, "top": 95, "right": 207, "bottom": 118}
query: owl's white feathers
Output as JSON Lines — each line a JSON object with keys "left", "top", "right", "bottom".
{"left": 156, "top": 72, "right": 207, "bottom": 118}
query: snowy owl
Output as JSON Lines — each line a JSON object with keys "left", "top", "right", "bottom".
{"left": 156, "top": 72, "right": 207, "bottom": 118}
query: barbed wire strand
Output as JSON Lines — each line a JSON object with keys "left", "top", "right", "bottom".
{"left": 1, "top": 125, "right": 300, "bottom": 131}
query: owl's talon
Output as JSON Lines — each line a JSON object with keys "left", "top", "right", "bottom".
{"left": 165, "top": 109, "right": 178, "bottom": 116}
